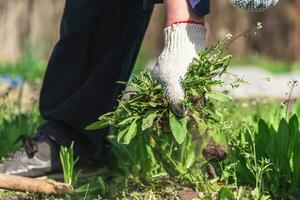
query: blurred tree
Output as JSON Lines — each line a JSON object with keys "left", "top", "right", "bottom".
{"left": 206, "top": 0, "right": 297, "bottom": 64}
{"left": 0, "top": 1, "right": 29, "bottom": 61}
{"left": 0, "top": 0, "right": 65, "bottom": 62}
{"left": 0, "top": 0, "right": 298, "bottom": 65}
{"left": 248, "top": 0, "right": 295, "bottom": 63}
{"left": 207, "top": 1, "right": 250, "bottom": 56}
{"left": 295, "top": 0, "right": 300, "bottom": 60}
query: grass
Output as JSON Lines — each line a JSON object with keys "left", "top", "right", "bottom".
{"left": 0, "top": 43, "right": 47, "bottom": 81}
{"left": 0, "top": 94, "right": 42, "bottom": 157}
{"left": 0, "top": 45, "right": 147, "bottom": 84}
{"left": 2, "top": 96, "right": 299, "bottom": 200}
{"left": 1, "top": 38, "right": 300, "bottom": 199}
{"left": 131, "top": 50, "right": 151, "bottom": 76}
{"left": 0, "top": 57, "right": 46, "bottom": 82}
{"left": 132, "top": 51, "right": 300, "bottom": 77}
{"left": 231, "top": 55, "right": 300, "bottom": 74}
{"left": 1, "top": 86, "right": 299, "bottom": 199}
{"left": 60, "top": 142, "right": 79, "bottom": 185}
{"left": 0, "top": 73, "right": 299, "bottom": 199}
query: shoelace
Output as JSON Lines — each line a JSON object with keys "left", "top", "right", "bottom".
{"left": 20, "top": 135, "right": 38, "bottom": 157}
{"left": 3, "top": 135, "right": 38, "bottom": 161}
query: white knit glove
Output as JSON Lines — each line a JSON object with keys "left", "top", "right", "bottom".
{"left": 152, "top": 23, "right": 206, "bottom": 116}
{"left": 228, "top": 0, "right": 278, "bottom": 12}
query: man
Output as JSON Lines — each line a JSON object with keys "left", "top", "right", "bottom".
{"left": 0, "top": 0, "right": 277, "bottom": 177}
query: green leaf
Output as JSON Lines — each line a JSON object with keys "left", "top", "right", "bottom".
{"left": 97, "top": 177, "right": 106, "bottom": 194}
{"left": 85, "top": 120, "right": 110, "bottom": 130}
{"left": 218, "top": 187, "right": 234, "bottom": 200}
{"left": 97, "top": 112, "right": 115, "bottom": 120}
{"left": 149, "top": 102, "right": 159, "bottom": 108}
{"left": 118, "top": 116, "right": 138, "bottom": 126}
{"left": 277, "top": 119, "right": 290, "bottom": 173}
{"left": 120, "top": 118, "right": 139, "bottom": 145}
{"left": 191, "top": 111, "right": 207, "bottom": 131}
{"left": 207, "top": 92, "right": 232, "bottom": 102}
{"left": 288, "top": 115, "right": 298, "bottom": 157}
{"left": 117, "top": 127, "right": 129, "bottom": 143}
{"left": 142, "top": 111, "right": 157, "bottom": 131}
{"left": 292, "top": 139, "right": 300, "bottom": 184}
{"left": 202, "top": 196, "right": 213, "bottom": 200}
{"left": 183, "top": 136, "right": 196, "bottom": 168}
{"left": 85, "top": 112, "right": 114, "bottom": 130}
{"left": 150, "top": 137, "right": 188, "bottom": 176}
{"left": 169, "top": 111, "right": 188, "bottom": 144}
{"left": 256, "top": 119, "right": 270, "bottom": 159}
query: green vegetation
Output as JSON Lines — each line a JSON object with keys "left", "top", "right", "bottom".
{"left": 1, "top": 26, "right": 300, "bottom": 199}
{"left": 0, "top": 90, "right": 41, "bottom": 157}
{"left": 60, "top": 142, "right": 79, "bottom": 185}
{"left": 231, "top": 55, "right": 300, "bottom": 74}
{"left": 1, "top": 88, "right": 300, "bottom": 199}
{"left": 0, "top": 44, "right": 47, "bottom": 81}
{"left": 82, "top": 26, "right": 300, "bottom": 198}
{"left": 131, "top": 50, "right": 151, "bottom": 76}
{"left": 228, "top": 115, "right": 300, "bottom": 199}
{"left": 0, "top": 57, "right": 46, "bottom": 81}
{"left": 87, "top": 39, "right": 232, "bottom": 192}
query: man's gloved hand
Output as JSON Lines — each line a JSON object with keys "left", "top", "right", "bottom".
{"left": 228, "top": 0, "right": 278, "bottom": 12}
{"left": 152, "top": 23, "right": 206, "bottom": 117}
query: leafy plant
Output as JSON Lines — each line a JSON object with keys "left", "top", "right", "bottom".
{"left": 86, "top": 23, "right": 264, "bottom": 195}
{"left": 227, "top": 115, "right": 300, "bottom": 199}
{"left": 86, "top": 38, "right": 234, "bottom": 192}
{"left": 60, "top": 142, "right": 79, "bottom": 185}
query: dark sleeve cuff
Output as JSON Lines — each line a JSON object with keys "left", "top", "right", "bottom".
{"left": 189, "top": 0, "right": 210, "bottom": 17}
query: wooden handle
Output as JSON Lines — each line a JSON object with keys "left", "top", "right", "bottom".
{"left": 0, "top": 173, "right": 73, "bottom": 195}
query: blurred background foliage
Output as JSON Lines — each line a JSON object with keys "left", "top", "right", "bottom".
{"left": 0, "top": 0, "right": 299, "bottom": 78}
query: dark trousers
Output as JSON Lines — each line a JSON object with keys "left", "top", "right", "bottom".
{"left": 38, "top": 0, "right": 154, "bottom": 161}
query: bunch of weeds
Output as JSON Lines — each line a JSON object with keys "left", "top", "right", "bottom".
{"left": 87, "top": 23, "right": 263, "bottom": 195}
{"left": 87, "top": 40, "right": 232, "bottom": 192}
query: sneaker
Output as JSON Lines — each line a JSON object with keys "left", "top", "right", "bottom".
{"left": 0, "top": 133, "right": 61, "bottom": 177}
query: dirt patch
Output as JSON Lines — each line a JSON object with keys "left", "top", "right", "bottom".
{"left": 202, "top": 143, "right": 228, "bottom": 162}
{"left": 0, "top": 82, "right": 40, "bottom": 112}
{"left": 178, "top": 188, "right": 198, "bottom": 200}
{"left": 0, "top": 192, "right": 32, "bottom": 200}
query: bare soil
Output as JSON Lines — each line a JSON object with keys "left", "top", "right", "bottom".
{"left": 178, "top": 188, "right": 199, "bottom": 200}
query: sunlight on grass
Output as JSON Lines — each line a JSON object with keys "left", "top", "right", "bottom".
{"left": 231, "top": 55, "right": 300, "bottom": 74}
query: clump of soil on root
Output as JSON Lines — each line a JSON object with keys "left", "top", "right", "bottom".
{"left": 202, "top": 143, "right": 228, "bottom": 162}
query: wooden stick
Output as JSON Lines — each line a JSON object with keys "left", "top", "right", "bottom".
{"left": 0, "top": 173, "right": 73, "bottom": 195}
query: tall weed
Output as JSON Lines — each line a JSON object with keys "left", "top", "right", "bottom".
{"left": 227, "top": 115, "right": 300, "bottom": 199}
